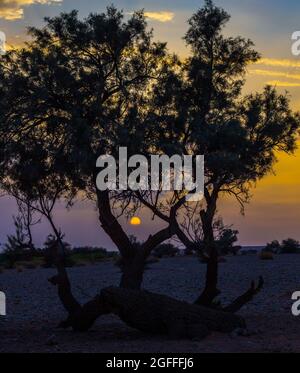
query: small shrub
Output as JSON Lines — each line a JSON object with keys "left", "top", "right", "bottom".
{"left": 259, "top": 251, "right": 274, "bottom": 260}
{"left": 146, "top": 256, "right": 160, "bottom": 265}
{"left": 70, "top": 247, "right": 110, "bottom": 265}
{"left": 3, "top": 216, "right": 36, "bottom": 268}
{"left": 73, "top": 261, "right": 88, "bottom": 267}
{"left": 200, "top": 255, "right": 227, "bottom": 264}
{"left": 23, "top": 262, "right": 37, "bottom": 270}
{"left": 217, "top": 228, "right": 239, "bottom": 255}
{"left": 264, "top": 240, "right": 281, "bottom": 254}
{"left": 42, "top": 234, "right": 73, "bottom": 268}
{"left": 153, "top": 243, "right": 179, "bottom": 258}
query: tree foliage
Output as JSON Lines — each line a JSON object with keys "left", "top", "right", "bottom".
{"left": 0, "top": 1, "right": 299, "bottom": 316}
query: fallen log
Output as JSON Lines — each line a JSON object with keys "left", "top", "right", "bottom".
{"left": 100, "top": 287, "right": 246, "bottom": 339}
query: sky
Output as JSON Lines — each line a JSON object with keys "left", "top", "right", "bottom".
{"left": 0, "top": 0, "right": 300, "bottom": 249}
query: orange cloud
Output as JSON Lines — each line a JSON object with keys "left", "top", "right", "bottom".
{"left": 266, "top": 80, "right": 300, "bottom": 87}
{"left": 256, "top": 58, "right": 300, "bottom": 69}
{"left": 250, "top": 69, "right": 300, "bottom": 81}
{"left": 0, "top": 0, "right": 62, "bottom": 20}
{"left": 144, "top": 11, "right": 175, "bottom": 22}
{"left": 127, "top": 10, "right": 175, "bottom": 23}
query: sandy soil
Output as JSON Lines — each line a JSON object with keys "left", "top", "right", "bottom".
{"left": 0, "top": 255, "right": 300, "bottom": 353}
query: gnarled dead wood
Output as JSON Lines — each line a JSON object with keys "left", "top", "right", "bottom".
{"left": 46, "top": 224, "right": 254, "bottom": 336}
{"left": 49, "top": 281, "right": 246, "bottom": 337}
{"left": 223, "top": 276, "right": 264, "bottom": 314}
{"left": 100, "top": 287, "right": 246, "bottom": 339}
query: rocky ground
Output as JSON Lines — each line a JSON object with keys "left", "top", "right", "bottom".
{"left": 0, "top": 255, "right": 300, "bottom": 353}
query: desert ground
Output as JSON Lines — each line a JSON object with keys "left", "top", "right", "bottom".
{"left": 1, "top": 255, "right": 300, "bottom": 353}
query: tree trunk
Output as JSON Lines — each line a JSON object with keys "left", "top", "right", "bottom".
{"left": 100, "top": 287, "right": 246, "bottom": 339}
{"left": 52, "top": 285, "right": 246, "bottom": 335}
{"left": 195, "top": 208, "right": 220, "bottom": 307}
{"left": 45, "top": 214, "right": 82, "bottom": 316}
{"left": 94, "top": 179, "right": 175, "bottom": 290}
{"left": 119, "top": 253, "right": 145, "bottom": 290}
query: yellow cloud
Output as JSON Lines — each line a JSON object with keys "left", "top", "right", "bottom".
{"left": 249, "top": 69, "right": 300, "bottom": 81}
{"left": 144, "top": 11, "right": 174, "bottom": 22}
{"left": 0, "top": 0, "right": 62, "bottom": 20}
{"left": 266, "top": 80, "right": 300, "bottom": 87}
{"left": 256, "top": 58, "right": 300, "bottom": 69}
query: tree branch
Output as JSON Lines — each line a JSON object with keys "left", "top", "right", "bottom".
{"left": 223, "top": 277, "right": 264, "bottom": 313}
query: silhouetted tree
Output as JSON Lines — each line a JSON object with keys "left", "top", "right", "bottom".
{"left": 281, "top": 238, "right": 300, "bottom": 254}
{"left": 264, "top": 240, "right": 281, "bottom": 254}
{"left": 0, "top": 7, "right": 181, "bottom": 329}
{"left": 136, "top": 0, "right": 300, "bottom": 308}
{"left": 176, "top": 0, "right": 299, "bottom": 307}
{"left": 3, "top": 200, "right": 40, "bottom": 267}
{"left": 0, "top": 1, "right": 299, "bottom": 331}
{"left": 4, "top": 216, "right": 29, "bottom": 268}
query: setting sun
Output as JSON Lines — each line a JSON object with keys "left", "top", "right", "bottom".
{"left": 130, "top": 217, "right": 142, "bottom": 226}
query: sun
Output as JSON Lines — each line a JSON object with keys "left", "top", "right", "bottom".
{"left": 130, "top": 217, "right": 142, "bottom": 226}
